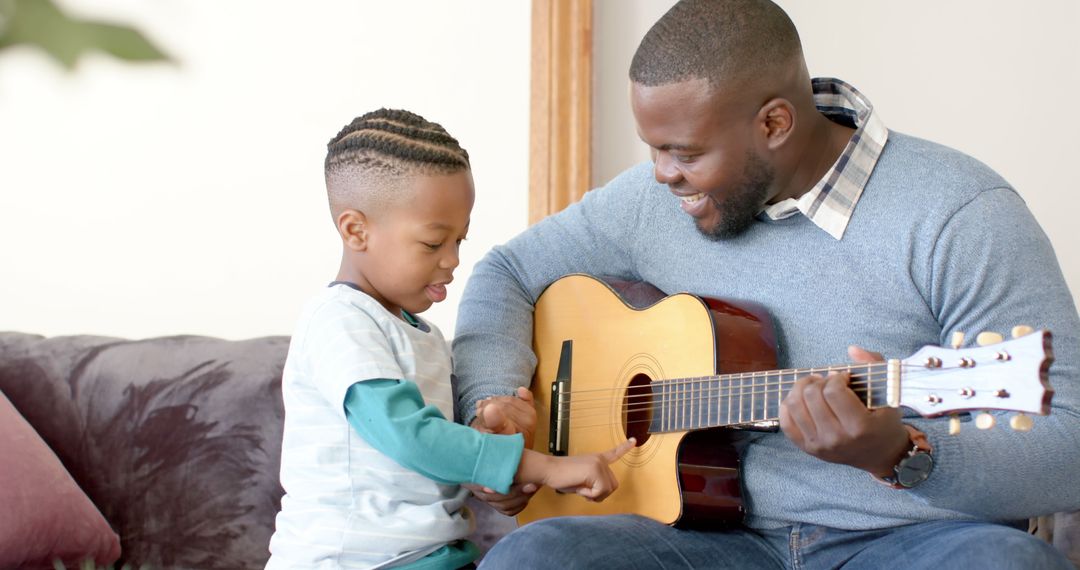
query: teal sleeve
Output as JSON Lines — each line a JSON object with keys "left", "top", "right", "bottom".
{"left": 395, "top": 541, "right": 480, "bottom": 570}
{"left": 344, "top": 379, "right": 524, "bottom": 493}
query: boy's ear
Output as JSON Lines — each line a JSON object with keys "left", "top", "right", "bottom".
{"left": 337, "top": 209, "right": 369, "bottom": 251}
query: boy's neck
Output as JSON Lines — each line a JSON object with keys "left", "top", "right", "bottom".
{"left": 336, "top": 257, "right": 365, "bottom": 288}
{"left": 334, "top": 259, "right": 423, "bottom": 328}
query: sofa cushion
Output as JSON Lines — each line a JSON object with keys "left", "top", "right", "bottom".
{"left": 0, "top": 389, "right": 121, "bottom": 569}
{"left": 0, "top": 333, "right": 289, "bottom": 569}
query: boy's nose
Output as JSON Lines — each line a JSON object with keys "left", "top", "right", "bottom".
{"left": 439, "top": 249, "right": 460, "bottom": 270}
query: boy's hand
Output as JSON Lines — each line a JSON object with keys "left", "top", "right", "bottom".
{"left": 471, "top": 386, "right": 536, "bottom": 449}
{"left": 467, "top": 387, "right": 539, "bottom": 516}
{"left": 521, "top": 438, "right": 636, "bottom": 502}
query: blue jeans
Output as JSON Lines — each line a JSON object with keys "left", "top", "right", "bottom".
{"left": 478, "top": 515, "right": 1071, "bottom": 570}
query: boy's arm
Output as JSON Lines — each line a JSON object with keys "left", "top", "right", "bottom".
{"left": 346, "top": 380, "right": 634, "bottom": 501}
{"left": 344, "top": 379, "right": 524, "bottom": 494}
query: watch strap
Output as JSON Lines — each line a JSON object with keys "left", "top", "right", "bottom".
{"left": 872, "top": 424, "right": 933, "bottom": 489}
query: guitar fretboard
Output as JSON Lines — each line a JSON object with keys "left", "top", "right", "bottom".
{"left": 648, "top": 364, "right": 891, "bottom": 433}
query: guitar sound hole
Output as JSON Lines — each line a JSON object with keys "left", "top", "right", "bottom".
{"left": 623, "top": 373, "right": 653, "bottom": 445}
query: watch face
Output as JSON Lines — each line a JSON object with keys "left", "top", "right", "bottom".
{"left": 897, "top": 452, "right": 934, "bottom": 488}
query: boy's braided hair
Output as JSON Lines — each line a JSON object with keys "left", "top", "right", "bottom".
{"left": 324, "top": 108, "right": 470, "bottom": 217}
{"left": 326, "top": 108, "right": 469, "bottom": 176}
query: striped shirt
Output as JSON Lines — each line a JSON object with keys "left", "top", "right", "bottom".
{"left": 761, "top": 77, "right": 889, "bottom": 239}
{"left": 267, "top": 284, "right": 470, "bottom": 569}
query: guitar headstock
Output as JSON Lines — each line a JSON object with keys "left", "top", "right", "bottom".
{"left": 897, "top": 329, "right": 1053, "bottom": 420}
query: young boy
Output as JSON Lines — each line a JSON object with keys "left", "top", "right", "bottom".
{"left": 266, "top": 109, "right": 634, "bottom": 570}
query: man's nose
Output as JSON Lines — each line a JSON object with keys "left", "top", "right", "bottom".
{"left": 652, "top": 151, "right": 682, "bottom": 186}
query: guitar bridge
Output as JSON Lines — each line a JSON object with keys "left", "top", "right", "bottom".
{"left": 548, "top": 340, "right": 572, "bottom": 456}
{"left": 728, "top": 420, "right": 779, "bottom": 432}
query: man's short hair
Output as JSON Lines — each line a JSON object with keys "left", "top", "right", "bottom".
{"left": 630, "top": 0, "right": 802, "bottom": 89}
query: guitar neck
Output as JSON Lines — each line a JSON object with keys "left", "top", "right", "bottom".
{"left": 649, "top": 362, "right": 892, "bottom": 432}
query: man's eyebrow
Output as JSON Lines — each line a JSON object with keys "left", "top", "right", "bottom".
{"left": 656, "top": 143, "right": 699, "bottom": 152}
{"left": 636, "top": 135, "right": 698, "bottom": 152}
{"left": 634, "top": 129, "right": 698, "bottom": 152}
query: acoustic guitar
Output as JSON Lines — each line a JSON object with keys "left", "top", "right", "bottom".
{"left": 517, "top": 274, "right": 1054, "bottom": 527}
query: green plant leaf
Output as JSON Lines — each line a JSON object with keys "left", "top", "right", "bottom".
{"left": 0, "top": 0, "right": 170, "bottom": 69}
{"left": 85, "top": 21, "right": 170, "bottom": 62}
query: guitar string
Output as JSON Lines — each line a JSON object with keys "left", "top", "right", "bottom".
{"left": 554, "top": 362, "right": 917, "bottom": 398}
{"left": 553, "top": 361, "right": 994, "bottom": 405}
{"left": 561, "top": 380, "right": 966, "bottom": 422}
{"left": 553, "top": 366, "right": 960, "bottom": 410}
{"left": 562, "top": 381, "right": 886, "bottom": 428}
{"left": 561, "top": 370, "right": 888, "bottom": 404}
{"left": 558, "top": 375, "right": 892, "bottom": 424}
{"left": 550, "top": 368, "right": 1008, "bottom": 428}
{"left": 562, "top": 376, "right": 987, "bottom": 432}
{"left": 559, "top": 375, "right": 891, "bottom": 414}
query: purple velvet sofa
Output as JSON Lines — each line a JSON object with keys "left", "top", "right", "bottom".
{"left": 0, "top": 332, "right": 1074, "bottom": 568}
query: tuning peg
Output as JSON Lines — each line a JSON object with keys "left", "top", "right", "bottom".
{"left": 1010, "top": 413, "right": 1034, "bottom": 432}
{"left": 1011, "top": 325, "right": 1034, "bottom": 338}
{"left": 948, "top": 414, "right": 962, "bottom": 435}
{"left": 950, "top": 331, "right": 966, "bottom": 349}
{"left": 975, "top": 412, "right": 996, "bottom": 430}
{"left": 975, "top": 331, "right": 1004, "bottom": 346}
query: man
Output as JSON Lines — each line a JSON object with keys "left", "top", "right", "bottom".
{"left": 454, "top": 0, "right": 1079, "bottom": 567}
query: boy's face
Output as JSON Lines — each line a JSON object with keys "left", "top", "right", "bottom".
{"left": 352, "top": 171, "right": 475, "bottom": 317}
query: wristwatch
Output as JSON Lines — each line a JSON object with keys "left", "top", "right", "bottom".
{"left": 874, "top": 424, "right": 933, "bottom": 489}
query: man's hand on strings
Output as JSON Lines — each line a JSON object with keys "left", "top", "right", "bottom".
{"left": 779, "top": 345, "right": 910, "bottom": 477}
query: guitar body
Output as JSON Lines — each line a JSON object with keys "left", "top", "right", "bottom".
{"left": 518, "top": 274, "right": 777, "bottom": 526}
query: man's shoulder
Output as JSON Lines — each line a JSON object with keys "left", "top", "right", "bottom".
{"left": 878, "top": 131, "right": 1012, "bottom": 194}
{"left": 849, "top": 131, "right": 1023, "bottom": 238}
{"left": 594, "top": 161, "right": 661, "bottom": 194}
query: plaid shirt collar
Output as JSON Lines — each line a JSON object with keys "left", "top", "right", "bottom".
{"left": 760, "top": 77, "right": 888, "bottom": 239}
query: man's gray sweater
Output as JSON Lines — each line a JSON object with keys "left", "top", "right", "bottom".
{"left": 453, "top": 131, "right": 1080, "bottom": 530}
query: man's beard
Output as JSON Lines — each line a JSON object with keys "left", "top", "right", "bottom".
{"left": 699, "top": 151, "right": 773, "bottom": 241}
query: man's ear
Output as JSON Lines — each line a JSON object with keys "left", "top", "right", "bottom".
{"left": 756, "top": 98, "right": 796, "bottom": 151}
{"left": 337, "top": 209, "right": 369, "bottom": 251}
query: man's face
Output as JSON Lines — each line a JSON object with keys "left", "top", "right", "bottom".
{"left": 630, "top": 78, "right": 775, "bottom": 240}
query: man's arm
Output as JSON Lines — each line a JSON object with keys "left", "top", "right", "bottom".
{"left": 452, "top": 163, "right": 655, "bottom": 425}
{"left": 783, "top": 188, "right": 1078, "bottom": 518}
{"left": 906, "top": 187, "right": 1080, "bottom": 518}
{"left": 451, "top": 165, "right": 656, "bottom": 514}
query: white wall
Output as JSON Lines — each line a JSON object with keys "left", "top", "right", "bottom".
{"left": 5, "top": 1, "right": 1076, "bottom": 341}
{"left": 0, "top": 0, "right": 531, "bottom": 339}
{"left": 594, "top": 0, "right": 1080, "bottom": 308}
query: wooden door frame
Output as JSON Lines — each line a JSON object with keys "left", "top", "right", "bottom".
{"left": 529, "top": 0, "right": 592, "bottom": 224}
